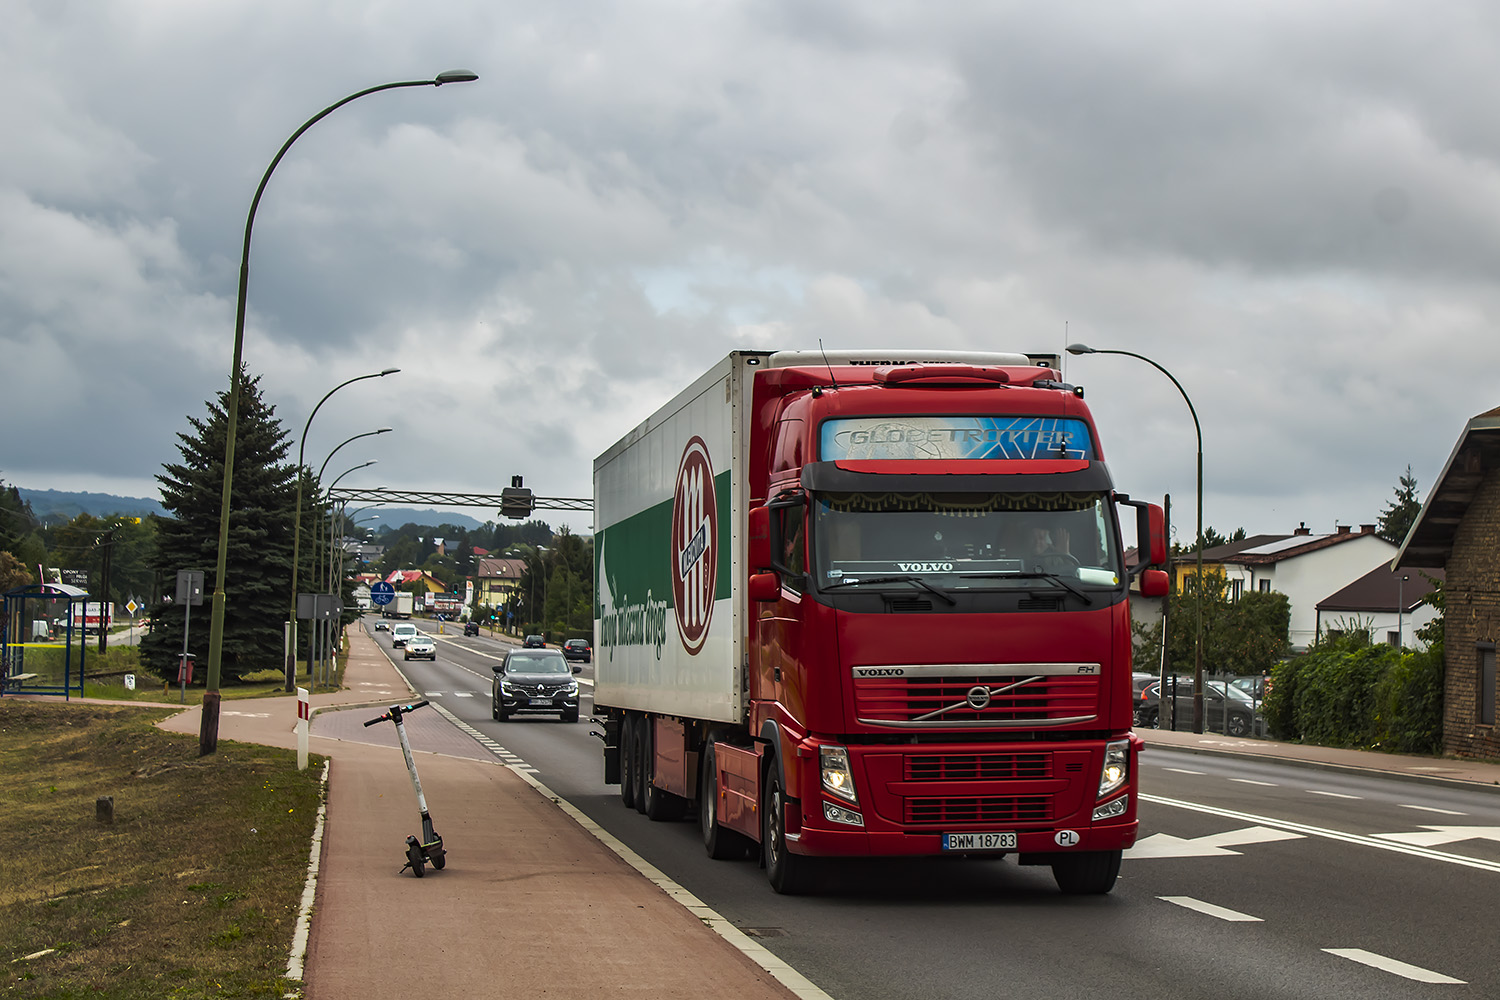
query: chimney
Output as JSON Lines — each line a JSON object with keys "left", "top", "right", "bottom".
{"left": 1360, "top": 524, "right": 1376, "bottom": 534}
{"left": 1293, "top": 522, "right": 1311, "bottom": 536}
{"left": 1336, "top": 525, "right": 1351, "bottom": 535}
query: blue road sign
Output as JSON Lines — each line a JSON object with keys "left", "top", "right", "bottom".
{"left": 370, "top": 581, "right": 396, "bottom": 606}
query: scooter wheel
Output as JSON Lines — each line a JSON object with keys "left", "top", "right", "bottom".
{"left": 406, "top": 839, "right": 426, "bottom": 878}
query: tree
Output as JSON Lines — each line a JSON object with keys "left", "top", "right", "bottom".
{"left": 1133, "top": 573, "right": 1290, "bottom": 680}
{"left": 0, "top": 551, "right": 31, "bottom": 592}
{"left": 1170, "top": 526, "right": 1246, "bottom": 559}
{"left": 139, "top": 367, "right": 297, "bottom": 683}
{"left": 1378, "top": 465, "right": 1422, "bottom": 545}
{"left": 0, "top": 477, "right": 46, "bottom": 569}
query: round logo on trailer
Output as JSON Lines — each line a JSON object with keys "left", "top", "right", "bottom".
{"left": 671, "top": 436, "right": 718, "bottom": 655}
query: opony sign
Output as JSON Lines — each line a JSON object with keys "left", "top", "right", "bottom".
{"left": 671, "top": 436, "right": 717, "bottom": 654}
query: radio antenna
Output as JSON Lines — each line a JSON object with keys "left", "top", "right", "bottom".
{"left": 819, "top": 338, "right": 840, "bottom": 391}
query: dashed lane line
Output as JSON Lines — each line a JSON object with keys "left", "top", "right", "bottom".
{"left": 1322, "top": 949, "right": 1465, "bottom": 984}
{"left": 1230, "top": 778, "right": 1278, "bottom": 787}
{"left": 1398, "top": 803, "right": 1467, "bottom": 816}
{"left": 1158, "top": 896, "right": 1262, "bottom": 922}
{"left": 1306, "top": 790, "right": 1362, "bottom": 800}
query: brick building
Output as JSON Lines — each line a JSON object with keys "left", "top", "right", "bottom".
{"left": 1395, "top": 406, "right": 1500, "bottom": 759}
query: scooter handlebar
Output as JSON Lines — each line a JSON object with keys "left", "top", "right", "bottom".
{"left": 363, "top": 700, "right": 432, "bottom": 726}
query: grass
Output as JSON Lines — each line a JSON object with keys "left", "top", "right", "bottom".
{"left": 0, "top": 699, "right": 326, "bottom": 999}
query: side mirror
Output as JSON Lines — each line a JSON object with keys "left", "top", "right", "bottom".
{"left": 749, "top": 571, "right": 781, "bottom": 603}
{"left": 1139, "top": 503, "right": 1167, "bottom": 567}
{"left": 1139, "top": 569, "right": 1169, "bottom": 598}
{"left": 749, "top": 505, "right": 771, "bottom": 570}
{"left": 492, "top": 664, "right": 505, "bottom": 674}
{"left": 572, "top": 665, "right": 583, "bottom": 675}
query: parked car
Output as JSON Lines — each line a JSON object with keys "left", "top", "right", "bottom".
{"left": 463, "top": 621, "right": 480, "bottom": 637}
{"left": 374, "top": 621, "right": 389, "bottom": 632}
{"left": 562, "top": 638, "right": 592, "bottom": 663}
{"left": 1138, "top": 678, "right": 1258, "bottom": 737}
{"left": 403, "top": 634, "right": 437, "bottom": 661}
{"left": 492, "top": 648, "right": 581, "bottom": 722}
{"left": 522, "top": 634, "right": 546, "bottom": 649}
{"left": 391, "top": 623, "right": 418, "bottom": 648}
{"left": 1230, "top": 675, "right": 1270, "bottom": 701}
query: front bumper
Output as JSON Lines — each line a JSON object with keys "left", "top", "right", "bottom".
{"left": 779, "top": 738, "right": 1138, "bottom": 859}
{"left": 499, "top": 694, "right": 580, "bottom": 714}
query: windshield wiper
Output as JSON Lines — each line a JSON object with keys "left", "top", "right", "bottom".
{"left": 957, "top": 571, "right": 1093, "bottom": 605}
{"left": 824, "top": 575, "right": 957, "bottom": 606}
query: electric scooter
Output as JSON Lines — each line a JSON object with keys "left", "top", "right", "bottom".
{"left": 363, "top": 700, "right": 446, "bottom": 877}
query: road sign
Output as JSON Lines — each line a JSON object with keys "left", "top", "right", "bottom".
{"left": 370, "top": 581, "right": 395, "bottom": 606}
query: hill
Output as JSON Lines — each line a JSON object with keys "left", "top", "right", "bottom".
{"left": 16, "top": 490, "right": 485, "bottom": 531}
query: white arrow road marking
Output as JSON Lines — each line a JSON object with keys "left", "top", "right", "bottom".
{"left": 1397, "top": 804, "right": 1467, "bottom": 816}
{"left": 1373, "top": 825, "right": 1500, "bottom": 847}
{"left": 1144, "top": 794, "right": 1500, "bottom": 873}
{"left": 1126, "top": 825, "right": 1304, "bottom": 859}
{"left": 1323, "top": 949, "right": 1464, "bottom": 984}
{"left": 1159, "top": 896, "right": 1263, "bottom": 922}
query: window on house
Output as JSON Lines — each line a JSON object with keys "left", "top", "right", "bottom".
{"left": 1388, "top": 631, "right": 1401, "bottom": 647}
{"left": 1481, "top": 644, "right": 1496, "bottom": 727}
{"left": 1257, "top": 579, "right": 1270, "bottom": 593}
{"left": 1229, "top": 579, "right": 1243, "bottom": 601}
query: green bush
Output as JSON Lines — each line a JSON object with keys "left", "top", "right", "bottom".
{"left": 1262, "top": 630, "right": 1444, "bottom": 753}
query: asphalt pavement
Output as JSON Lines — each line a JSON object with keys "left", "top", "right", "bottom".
{"left": 27, "top": 625, "right": 1500, "bottom": 997}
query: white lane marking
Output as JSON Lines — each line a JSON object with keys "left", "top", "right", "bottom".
{"left": 451, "top": 692, "right": 474, "bottom": 698}
{"left": 1143, "top": 794, "right": 1500, "bottom": 874}
{"left": 1230, "top": 778, "right": 1278, "bottom": 787}
{"left": 1159, "top": 896, "right": 1263, "bottom": 922}
{"left": 1127, "top": 825, "right": 1303, "bottom": 859}
{"left": 1163, "top": 768, "right": 1205, "bottom": 775}
{"left": 1397, "top": 803, "right": 1467, "bottom": 816}
{"left": 1307, "top": 790, "right": 1362, "bottom": 800}
{"left": 422, "top": 692, "right": 444, "bottom": 697}
{"left": 1322, "top": 949, "right": 1465, "bottom": 984}
{"left": 1373, "top": 825, "right": 1500, "bottom": 847}
{"left": 285, "top": 761, "right": 329, "bottom": 983}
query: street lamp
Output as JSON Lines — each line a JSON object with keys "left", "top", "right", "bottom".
{"left": 288, "top": 415, "right": 394, "bottom": 689}
{"left": 1068, "top": 342, "right": 1207, "bottom": 733}
{"left": 201, "top": 69, "right": 478, "bottom": 755}
{"left": 1397, "top": 573, "right": 1409, "bottom": 648}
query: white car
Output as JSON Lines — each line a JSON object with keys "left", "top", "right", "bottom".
{"left": 403, "top": 634, "right": 437, "bottom": 661}
{"left": 391, "top": 623, "right": 418, "bottom": 648}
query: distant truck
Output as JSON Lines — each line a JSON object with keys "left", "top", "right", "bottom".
{"left": 62, "top": 602, "right": 114, "bottom": 635}
{"left": 384, "top": 592, "right": 415, "bottom": 619}
{"left": 593, "top": 349, "right": 1169, "bottom": 895}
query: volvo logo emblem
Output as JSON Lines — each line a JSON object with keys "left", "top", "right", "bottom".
{"left": 966, "top": 685, "right": 991, "bottom": 710}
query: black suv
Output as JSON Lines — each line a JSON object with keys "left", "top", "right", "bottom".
{"left": 463, "top": 621, "right": 480, "bottom": 636}
{"left": 522, "top": 634, "right": 546, "bottom": 648}
{"left": 492, "top": 649, "right": 581, "bottom": 723}
{"left": 562, "top": 638, "right": 592, "bottom": 663}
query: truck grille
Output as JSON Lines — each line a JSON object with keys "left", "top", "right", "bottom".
{"left": 905, "top": 753, "right": 1051, "bottom": 781}
{"left": 906, "top": 795, "right": 1051, "bottom": 824}
{"left": 853, "top": 672, "right": 1097, "bottom": 727}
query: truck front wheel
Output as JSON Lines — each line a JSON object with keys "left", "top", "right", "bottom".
{"left": 1051, "top": 850, "right": 1121, "bottom": 894}
{"left": 763, "top": 766, "right": 814, "bottom": 895}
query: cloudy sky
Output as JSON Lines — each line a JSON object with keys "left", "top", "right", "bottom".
{"left": 5, "top": 1, "right": 1498, "bottom": 542}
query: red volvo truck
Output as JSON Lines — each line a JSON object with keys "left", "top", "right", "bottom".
{"left": 593, "top": 349, "right": 1169, "bottom": 894}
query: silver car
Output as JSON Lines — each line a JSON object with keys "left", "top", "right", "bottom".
{"left": 403, "top": 633, "right": 437, "bottom": 661}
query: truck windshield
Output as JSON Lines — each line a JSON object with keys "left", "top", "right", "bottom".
{"left": 810, "top": 491, "right": 1122, "bottom": 592}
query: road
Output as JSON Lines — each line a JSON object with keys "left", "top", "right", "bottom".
{"left": 361, "top": 618, "right": 1500, "bottom": 998}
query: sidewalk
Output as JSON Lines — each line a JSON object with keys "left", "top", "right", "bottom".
{"left": 1136, "top": 725, "right": 1500, "bottom": 790}
{"left": 155, "top": 628, "right": 806, "bottom": 1000}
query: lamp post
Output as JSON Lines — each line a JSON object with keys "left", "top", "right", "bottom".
{"left": 201, "top": 69, "right": 478, "bottom": 755}
{"left": 1397, "top": 573, "right": 1409, "bottom": 648}
{"left": 1067, "top": 342, "right": 1207, "bottom": 733}
{"left": 288, "top": 417, "right": 394, "bottom": 690}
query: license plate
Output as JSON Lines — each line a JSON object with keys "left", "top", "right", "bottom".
{"left": 529, "top": 698, "right": 553, "bottom": 706}
{"left": 942, "top": 832, "right": 1016, "bottom": 851}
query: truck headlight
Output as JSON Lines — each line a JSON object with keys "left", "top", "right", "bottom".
{"left": 1098, "top": 738, "right": 1129, "bottom": 799}
{"left": 820, "top": 745, "right": 858, "bottom": 805}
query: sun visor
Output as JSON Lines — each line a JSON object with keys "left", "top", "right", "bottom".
{"left": 801, "top": 460, "right": 1115, "bottom": 494}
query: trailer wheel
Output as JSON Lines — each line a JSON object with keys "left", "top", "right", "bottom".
{"left": 1051, "top": 850, "right": 1121, "bottom": 894}
{"left": 763, "top": 766, "right": 813, "bottom": 894}
{"left": 619, "top": 715, "right": 637, "bottom": 808}
{"left": 630, "top": 715, "right": 649, "bottom": 813}
{"left": 700, "top": 742, "right": 753, "bottom": 860}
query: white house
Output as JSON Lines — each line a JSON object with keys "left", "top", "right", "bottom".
{"left": 1198, "top": 524, "right": 1399, "bottom": 651}
{"left": 1315, "top": 564, "right": 1443, "bottom": 649}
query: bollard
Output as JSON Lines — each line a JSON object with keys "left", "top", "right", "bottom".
{"left": 297, "top": 687, "right": 310, "bottom": 770}
{"left": 96, "top": 796, "right": 114, "bottom": 824}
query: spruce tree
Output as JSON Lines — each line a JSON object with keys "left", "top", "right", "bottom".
{"left": 1377, "top": 465, "right": 1422, "bottom": 545}
{"left": 140, "top": 367, "right": 297, "bottom": 682}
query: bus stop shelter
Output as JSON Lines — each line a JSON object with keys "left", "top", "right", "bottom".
{"left": 2, "top": 583, "right": 88, "bottom": 698}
